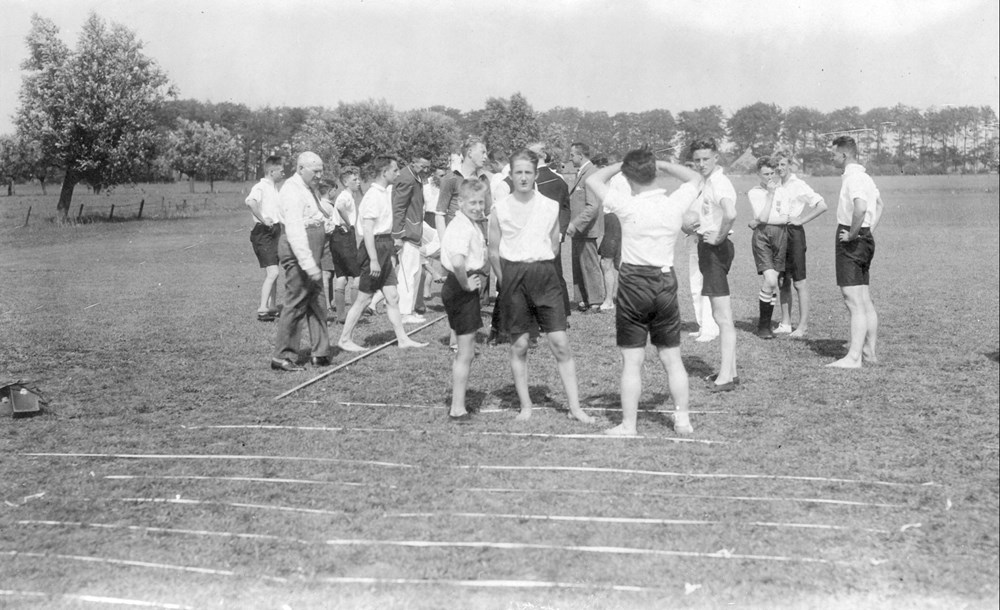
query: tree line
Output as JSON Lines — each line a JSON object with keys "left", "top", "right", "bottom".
{"left": 2, "top": 13, "right": 997, "bottom": 217}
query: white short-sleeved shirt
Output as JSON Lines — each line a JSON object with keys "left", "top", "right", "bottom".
{"left": 782, "top": 174, "right": 823, "bottom": 218}
{"left": 246, "top": 178, "right": 281, "bottom": 226}
{"left": 837, "top": 163, "right": 879, "bottom": 227}
{"left": 440, "top": 211, "right": 486, "bottom": 273}
{"left": 605, "top": 174, "right": 631, "bottom": 213}
{"left": 748, "top": 186, "right": 790, "bottom": 225}
{"left": 358, "top": 183, "right": 393, "bottom": 235}
{"left": 333, "top": 189, "right": 357, "bottom": 228}
{"left": 493, "top": 192, "right": 559, "bottom": 262}
{"left": 696, "top": 167, "right": 737, "bottom": 235}
{"left": 604, "top": 183, "right": 699, "bottom": 272}
{"left": 422, "top": 183, "right": 440, "bottom": 216}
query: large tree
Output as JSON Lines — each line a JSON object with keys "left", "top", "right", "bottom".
{"left": 399, "top": 109, "right": 459, "bottom": 162}
{"left": 727, "top": 102, "right": 784, "bottom": 157}
{"left": 15, "top": 13, "right": 174, "bottom": 217}
{"left": 166, "top": 119, "right": 243, "bottom": 192}
{"left": 676, "top": 106, "right": 726, "bottom": 155}
{"left": 479, "top": 93, "right": 540, "bottom": 156}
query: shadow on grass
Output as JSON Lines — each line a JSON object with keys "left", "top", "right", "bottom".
{"left": 734, "top": 319, "right": 759, "bottom": 334}
{"left": 682, "top": 355, "right": 714, "bottom": 378}
{"left": 987, "top": 350, "right": 999, "bottom": 363}
{"left": 493, "top": 383, "right": 552, "bottom": 408}
{"left": 680, "top": 320, "right": 700, "bottom": 333}
{"left": 805, "top": 338, "right": 847, "bottom": 359}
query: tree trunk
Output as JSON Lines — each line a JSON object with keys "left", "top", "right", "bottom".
{"left": 6, "top": 178, "right": 12, "bottom": 196}
{"left": 209, "top": 178, "right": 215, "bottom": 193}
{"left": 189, "top": 176, "right": 195, "bottom": 193}
{"left": 39, "top": 176, "right": 47, "bottom": 196}
{"left": 57, "top": 171, "right": 78, "bottom": 219}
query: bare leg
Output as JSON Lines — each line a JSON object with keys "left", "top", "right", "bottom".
{"left": 790, "top": 279, "right": 810, "bottom": 337}
{"left": 657, "top": 345, "right": 692, "bottom": 434}
{"left": 382, "top": 285, "right": 427, "bottom": 349}
{"left": 828, "top": 285, "right": 866, "bottom": 368}
{"left": 606, "top": 347, "right": 644, "bottom": 436}
{"left": 546, "top": 330, "right": 595, "bottom": 424}
{"left": 450, "top": 332, "right": 476, "bottom": 417}
{"left": 510, "top": 333, "right": 533, "bottom": 420}
{"left": 778, "top": 273, "right": 793, "bottom": 328}
{"left": 259, "top": 265, "right": 280, "bottom": 313}
{"left": 599, "top": 258, "right": 618, "bottom": 310}
{"left": 710, "top": 295, "right": 738, "bottom": 383}
{"left": 861, "top": 285, "right": 878, "bottom": 363}
{"left": 333, "top": 276, "right": 348, "bottom": 324}
{"left": 337, "top": 291, "right": 373, "bottom": 352}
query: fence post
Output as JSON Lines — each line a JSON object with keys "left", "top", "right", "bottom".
{"left": 77, "top": 204, "right": 84, "bottom": 220}
{"left": 22, "top": 205, "right": 31, "bottom": 227}
{"left": 109, "top": 204, "right": 115, "bottom": 220}
{"left": 161, "top": 196, "right": 166, "bottom": 216}
{"left": 137, "top": 198, "right": 145, "bottom": 219}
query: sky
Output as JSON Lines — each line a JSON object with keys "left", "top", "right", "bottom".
{"left": 1, "top": 0, "right": 998, "bottom": 135}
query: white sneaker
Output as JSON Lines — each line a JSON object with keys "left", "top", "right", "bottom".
{"left": 695, "top": 332, "right": 718, "bottom": 343}
{"left": 774, "top": 323, "right": 793, "bottom": 334}
{"left": 402, "top": 314, "right": 426, "bottom": 324}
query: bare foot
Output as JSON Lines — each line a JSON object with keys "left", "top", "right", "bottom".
{"left": 398, "top": 339, "right": 428, "bottom": 349}
{"left": 673, "top": 412, "right": 694, "bottom": 435}
{"left": 604, "top": 423, "right": 637, "bottom": 437}
{"left": 338, "top": 340, "right": 366, "bottom": 353}
{"left": 826, "top": 355, "right": 862, "bottom": 369}
{"left": 789, "top": 328, "right": 807, "bottom": 338}
{"left": 568, "top": 409, "right": 596, "bottom": 424}
{"left": 515, "top": 407, "right": 532, "bottom": 421}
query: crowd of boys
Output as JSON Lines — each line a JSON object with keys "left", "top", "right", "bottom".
{"left": 247, "top": 134, "right": 883, "bottom": 434}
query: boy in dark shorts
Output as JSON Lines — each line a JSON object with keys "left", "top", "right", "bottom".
{"left": 687, "top": 138, "right": 739, "bottom": 391}
{"left": 337, "top": 156, "right": 428, "bottom": 353}
{"left": 746, "top": 157, "right": 788, "bottom": 339}
{"left": 329, "top": 166, "right": 363, "bottom": 324}
{"left": 488, "top": 149, "right": 595, "bottom": 424}
{"left": 828, "top": 136, "right": 884, "bottom": 369}
{"left": 245, "top": 155, "right": 284, "bottom": 321}
{"left": 440, "top": 179, "right": 489, "bottom": 421}
{"left": 586, "top": 148, "right": 702, "bottom": 436}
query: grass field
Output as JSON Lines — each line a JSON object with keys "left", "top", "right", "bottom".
{"left": 1, "top": 174, "right": 998, "bottom": 609}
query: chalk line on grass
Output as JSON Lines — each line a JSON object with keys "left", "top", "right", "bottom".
{"left": 21, "top": 452, "right": 414, "bottom": 469}
{"left": 317, "top": 577, "right": 660, "bottom": 592}
{"left": 336, "top": 401, "right": 727, "bottom": 415}
{"left": 182, "top": 424, "right": 725, "bottom": 444}
{"left": 83, "top": 302, "right": 100, "bottom": 310}
{"left": 21, "top": 451, "right": 934, "bottom": 487}
{"left": 99, "top": 475, "right": 898, "bottom": 508}
{"left": 14, "top": 520, "right": 846, "bottom": 565}
{"left": 0, "top": 590, "right": 193, "bottom": 609}
{"left": 0, "top": 550, "right": 242, "bottom": 578}
{"left": 108, "top": 497, "right": 889, "bottom": 535}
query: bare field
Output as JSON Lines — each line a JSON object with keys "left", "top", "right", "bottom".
{"left": 0, "top": 174, "right": 997, "bottom": 609}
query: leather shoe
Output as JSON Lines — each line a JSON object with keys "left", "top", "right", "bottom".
{"left": 448, "top": 413, "right": 472, "bottom": 423}
{"left": 270, "top": 358, "right": 304, "bottom": 372}
{"left": 310, "top": 355, "right": 332, "bottom": 367}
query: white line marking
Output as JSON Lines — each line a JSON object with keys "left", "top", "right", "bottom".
{"left": 108, "top": 498, "right": 888, "bottom": 534}
{"left": 83, "top": 302, "right": 100, "bottom": 310}
{"left": 19, "top": 452, "right": 934, "bottom": 487}
{"left": 337, "top": 401, "right": 727, "bottom": 414}
{"left": 13, "top": 520, "right": 845, "bottom": 564}
{"left": 0, "top": 550, "right": 239, "bottom": 577}
{"left": 183, "top": 424, "right": 724, "bottom": 444}
{"left": 315, "top": 577, "right": 660, "bottom": 592}
{"left": 100, "top": 476, "right": 896, "bottom": 507}
{"left": 0, "top": 590, "right": 193, "bottom": 609}
{"left": 21, "top": 452, "right": 413, "bottom": 469}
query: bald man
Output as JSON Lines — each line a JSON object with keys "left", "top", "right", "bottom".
{"left": 271, "top": 151, "right": 333, "bottom": 372}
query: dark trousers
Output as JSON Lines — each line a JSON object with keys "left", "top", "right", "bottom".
{"left": 572, "top": 238, "right": 605, "bottom": 306}
{"left": 273, "top": 226, "right": 330, "bottom": 361}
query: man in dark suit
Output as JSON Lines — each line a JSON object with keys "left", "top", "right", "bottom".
{"left": 391, "top": 151, "right": 432, "bottom": 324}
{"left": 565, "top": 142, "right": 605, "bottom": 311}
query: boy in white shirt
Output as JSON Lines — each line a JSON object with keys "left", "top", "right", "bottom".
{"left": 440, "top": 179, "right": 489, "bottom": 421}
{"left": 586, "top": 148, "right": 702, "bottom": 436}
{"left": 488, "top": 149, "right": 595, "bottom": 424}
{"left": 245, "top": 155, "right": 284, "bottom": 321}
{"left": 337, "top": 156, "right": 428, "bottom": 352}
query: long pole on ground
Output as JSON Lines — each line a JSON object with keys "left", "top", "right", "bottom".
{"left": 274, "top": 314, "right": 446, "bottom": 401}
{"left": 22, "top": 205, "right": 31, "bottom": 227}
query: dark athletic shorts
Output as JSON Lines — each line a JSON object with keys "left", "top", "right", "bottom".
{"left": 442, "top": 273, "right": 484, "bottom": 336}
{"left": 330, "top": 227, "right": 360, "bottom": 277}
{"left": 499, "top": 259, "right": 567, "bottom": 336}
{"left": 698, "top": 238, "right": 735, "bottom": 297}
{"left": 598, "top": 212, "right": 622, "bottom": 267}
{"left": 615, "top": 263, "right": 681, "bottom": 348}
{"left": 751, "top": 224, "right": 787, "bottom": 274}
{"left": 784, "top": 224, "right": 807, "bottom": 282}
{"left": 358, "top": 234, "right": 398, "bottom": 293}
{"left": 250, "top": 223, "right": 281, "bottom": 268}
{"left": 835, "top": 225, "right": 875, "bottom": 287}
{"left": 424, "top": 211, "right": 437, "bottom": 227}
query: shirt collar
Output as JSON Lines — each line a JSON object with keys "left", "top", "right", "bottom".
{"left": 843, "top": 163, "right": 867, "bottom": 176}
{"left": 369, "top": 182, "right": 388, "bottom": 193}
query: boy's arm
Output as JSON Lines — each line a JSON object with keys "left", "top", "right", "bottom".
{"left": 487, "top": 210, "right": 503, "bottom": 286}
{"left": 584, "top": 162, "right": 622, "bottom": 204}
{"left": 794, "top": 196, "right": 827, "bottom": 226}
{"left": 245, "top": 187, "right": 267, "bottom": 225}
{"left": 870, "top": 193, "right": 885, "bottom": 231}
{"left": 840, "top": 198, "right": 868, "bottom": 242}
{"left": 654, "top": 160, "right": 701, "bottom": 185}
{"left": 362, "top": 218, "right": 381, "bottom": 276}
{"left": 706, "top": 196, "right": 737, "bottom": 246}
{"left": 451, "top": 254, "right": 480, "bottom": 293}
